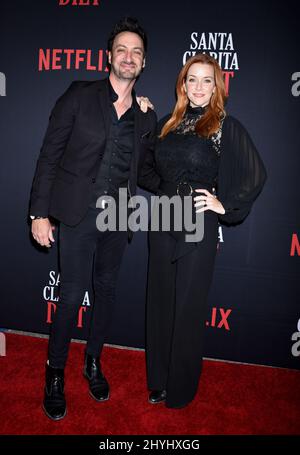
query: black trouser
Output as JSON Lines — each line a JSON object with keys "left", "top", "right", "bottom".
{"left": 48, "top": 207, "right": 128, "bottom": 369}
{"left": 146, "top": 208, "right": 219, "bottom": 408}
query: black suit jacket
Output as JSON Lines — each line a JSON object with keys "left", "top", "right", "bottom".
{"left": 29, "top": 78, "right": 157, "bottom": 226}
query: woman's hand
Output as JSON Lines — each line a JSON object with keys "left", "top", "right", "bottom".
{"left": 136, "top": 96, "right": 154, "bottom": 113}
{"left": 194, "top": 188, "right": 225, "bottom": 215}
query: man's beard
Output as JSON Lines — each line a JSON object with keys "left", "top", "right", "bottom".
{"left": 111, "top": 61, "right": 141, "bottom": 81}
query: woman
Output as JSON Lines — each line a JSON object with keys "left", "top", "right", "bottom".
{"left": 138, "top": 53, "right": 267, "bottom": 409}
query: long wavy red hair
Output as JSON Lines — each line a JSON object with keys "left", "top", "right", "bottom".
{"left": 160, "top": 53, "right": 227, "bottom": 139}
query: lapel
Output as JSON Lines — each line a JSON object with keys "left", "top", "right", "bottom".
{"left": 96, "top": 78, "right": 111, "bottom": 138}
{"left": 130, "top": 96, "right": 147, "bottom": 194}
{"left": 132, "top": 97, "right": 142, "bottom": 168}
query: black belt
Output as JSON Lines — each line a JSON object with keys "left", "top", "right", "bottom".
{"left": 159, "top": 180, "right": 216, "bottom": 198}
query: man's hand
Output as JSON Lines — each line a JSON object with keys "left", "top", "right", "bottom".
{"left": 31, "top": 218, "right": 55, "bottom": 248}
{"left": 136, "top": 96, "right": 154, "bottom": 113}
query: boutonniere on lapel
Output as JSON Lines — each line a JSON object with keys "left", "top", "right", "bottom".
{"left": 136, "top": 96, "right": 155, "bottom": 113}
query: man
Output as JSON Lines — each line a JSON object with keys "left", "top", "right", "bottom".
{"left": 29, "top": 17, "right": 156, "bottom": 420}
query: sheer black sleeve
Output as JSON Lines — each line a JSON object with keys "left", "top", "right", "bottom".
{"left": 217, "top": 115, "right": 267, "bottom": 225}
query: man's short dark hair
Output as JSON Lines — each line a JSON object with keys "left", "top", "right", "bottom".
{"left": 107, "top": 17, "right": 148, "bottom": 54}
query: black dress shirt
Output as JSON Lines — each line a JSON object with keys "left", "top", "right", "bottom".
{"left": 89, "top": 79, "right": 135, "bottom": 208}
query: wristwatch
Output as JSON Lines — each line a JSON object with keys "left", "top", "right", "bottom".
{"left": 30, "top": 215, "right": 47, "bottom": 220}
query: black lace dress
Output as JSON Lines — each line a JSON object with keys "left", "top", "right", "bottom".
{"left": 154, "top": 105, "right": 220, "bottom": 189}
{"left": 138, "top": 106, "right": 267, "bottom": 408}
{"left": 138, "top": 105, "right": 267, "bottom": 225}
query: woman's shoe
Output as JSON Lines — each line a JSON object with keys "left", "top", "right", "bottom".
{"left": 148, "top": 390, "right": 167, "bottom": 404}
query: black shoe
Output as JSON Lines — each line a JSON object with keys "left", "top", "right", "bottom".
{"left": 149, "top": 390, "right": 167, "bottom": 404}
{"left": 83, "top": 352, "right": 110, "bottom": 402}
{"left": 42, "top": 363, "right": 66, "bottom": 421}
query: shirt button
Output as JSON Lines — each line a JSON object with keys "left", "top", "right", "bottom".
{"left": 108, "top": 178, "right": 112, "bottom": 182}
{"left": 104, "top": 190, "right": 108, "bottom": 194}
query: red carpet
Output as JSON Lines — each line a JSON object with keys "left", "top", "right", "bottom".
{"left": 0, "top": 333, "right": 299, "bottom": 435}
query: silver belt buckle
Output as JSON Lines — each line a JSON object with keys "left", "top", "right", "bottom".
{"left": 176, "top": 181, "right": 193, "bottom": 197}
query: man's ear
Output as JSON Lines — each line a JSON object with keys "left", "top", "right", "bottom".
{"left": 142, "top": 57, "right": 146, "bottom": 68}
{"left": 108, "top": 51, "right": 112, "bottom": 65}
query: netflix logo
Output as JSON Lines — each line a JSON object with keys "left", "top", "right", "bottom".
{"left": 58, "top": 0, "right": 100, "bottom": 6}
{"left": 206, "top": 307, "right": 232, "bottom": 330}
{"left": 290, "top": 233, "right": 300, "bottom": 256}
{"left": 38, "top": 49, "right": 109, "bottom": 72}
{"left": 44, "top": 270, "right": 91, "bottom": 329}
